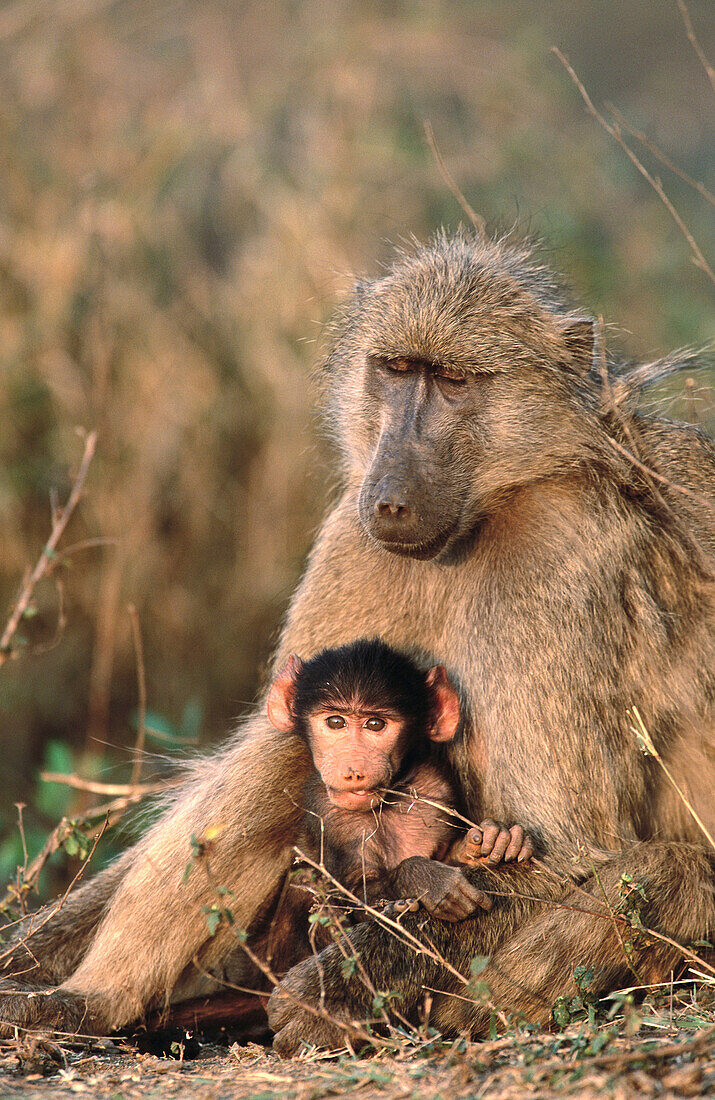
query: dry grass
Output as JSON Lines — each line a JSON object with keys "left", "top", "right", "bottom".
{"left": 1, "top": 999, "right": 714, "bottom": 1099}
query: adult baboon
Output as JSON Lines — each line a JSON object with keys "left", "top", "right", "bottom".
{"left": 1, "top": 230, "right": 713, "bottom": 1044}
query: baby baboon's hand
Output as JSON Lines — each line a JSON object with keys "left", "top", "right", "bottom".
{"left": 449, "top": 820, "right": 534, "bottom": 867}
{"left": 391, "top": 856, "right": 492, "bottom": 921}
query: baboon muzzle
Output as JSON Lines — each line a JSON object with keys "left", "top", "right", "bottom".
{"left": 358, "top": 464, "right": 457, "bottom": 558}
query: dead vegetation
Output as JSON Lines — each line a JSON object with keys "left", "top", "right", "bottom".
{"left": 1, "top": 0, "right": 714, "bottom": 1094}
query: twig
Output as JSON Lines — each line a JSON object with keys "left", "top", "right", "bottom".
{"left": 127, "top": 604, "right": 147, "bottom": 785}
{"left": 0, "top": 431, "right": 98, "bottom": 667}
{"left": 588, "top": 854, "right": 645, "bottom": 987}
{"left": 606, "top": 103, "right": 714, "bottom": 207}
{"left": 1, "top": 785, "right": 172, "bottom": 917}
{"left": 197, "top": 858, "right": 392, "bottom": 1053}
{"left": 676, "top": 0, "right": 715, "bottom": 91}
{"left": 295, "top": 847, "right": 470, "bottom": 988}
{"left": 39, "top": 773, "right": 175, "bottom": 798}
{"left": 0, "top": 819, "right": 109, "bottom": 969}
{"left": 423, "top": 121, "right": 486, "bottom": 235}
{"left": 631, "top": 706, "right": 715, "bottom": 850}
{"left": 606, "top": 434, "right": 713, "bottom": 509}
{"left": 553, "top": 48, "right": 714, "bottom": 283}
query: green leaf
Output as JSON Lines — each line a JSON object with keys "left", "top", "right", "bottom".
{"left": 587, "top": 1031, "right": 612, "bottom": 1055}
{"left": 470, "top": 954, "right": 490, "bottom": 977}
{"left": 205, "top": 909, "right": 221, "bottom": 936}
{"left": 553, "top": 996, "right": 571, "bottom": 1029}
{"left": 63, "top": 835, "right": 80, "bottom": 857}
{"left": 341, "top": 957, "right": 357, "bottom": 979}
{"left": 574, "top": 966, "right": 594, "bottom": 992}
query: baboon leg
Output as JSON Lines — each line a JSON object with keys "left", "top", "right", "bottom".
{"left": 268, "top": 843, "right": 714, "bottom": 1055}
{"left": 434, "top": 841, "right": 715, "bottom": 1036}
{"left": 1, "top": 854, "right": 132, "bottom": 988}
{"left": 0, "top": 721, "right": 310, "bottom": 1037}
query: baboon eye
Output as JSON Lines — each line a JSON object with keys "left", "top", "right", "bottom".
{"left": 386, "top": 358, "right": 416, "bottom": 374}
{"left": 434, "top": 365, "right": 466, "bottom": 385}
{"left": 325, "top": 715, "right": 346, "bottom": 729}
{"left": 364, "top": 717, "right": 386, "bottom": 732}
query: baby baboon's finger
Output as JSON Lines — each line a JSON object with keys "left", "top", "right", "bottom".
{"left": 460, "top": 878, "right": 493, "bottom": 912}
{"left": 486, "top": 827, "right": 511, "bottom": 865}
{"left": 478, "top": 819, "right": 501, "bottom": 856}
{"left": 504, "top": 825, "right": 525, "bottom": 862}
{"left": 518, "top": 835, "right": 535, "bottom": 862}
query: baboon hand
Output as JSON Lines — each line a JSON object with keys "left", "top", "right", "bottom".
{"left": 392, "top": 856, "right": 492, "bottom": 921}
{"left": 449, "top": 821, "right": 534, "bottom": 867}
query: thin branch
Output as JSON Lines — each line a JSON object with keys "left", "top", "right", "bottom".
{"left": 0, "top": 430, "right": 98, "bottom": 667}
{"left": 0, "top": 819, "right": 108, "bottom": 969}
{"left": 553, "top": 48, "right": 714, "bottom": 283}
{"left": 606, "top": 102, "right": 715, "bottom": 207}
{"left": 295, "top": 847, "right": 470, "bottom": 988}
{"left": 127, "top": 604, "right": 147, "bottom": 785}
{"left": 423, "top": 121, "right": 486, "bottom": 235}
{"left": 1, "top": 784, "right": 171, "bottom": 918}
{"left": 631, "top": 706, "right": 715, "bottom": 850}
{"left": 676, "top": 0, "right": 715, "bottom": 92}
{"left": 39, "top": 773, "right": 175, "bottom": 798}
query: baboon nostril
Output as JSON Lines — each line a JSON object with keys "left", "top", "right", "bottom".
{"left": 377, "top": 500, "right": 411, "bottom": 520}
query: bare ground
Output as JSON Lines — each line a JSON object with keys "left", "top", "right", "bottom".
{"left": 1, "top": 998, "right": 713, "bottom": 1100}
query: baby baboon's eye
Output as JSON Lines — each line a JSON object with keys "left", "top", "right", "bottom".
{"left": 364, "top": 717, "right": 386, "bottom": 732}
{"left": 325, "top": 715, "right": 346, "bottom": 729}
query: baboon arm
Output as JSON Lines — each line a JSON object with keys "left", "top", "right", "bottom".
{"left": 58, "top": 721, "right": 310, "bottom": 1030}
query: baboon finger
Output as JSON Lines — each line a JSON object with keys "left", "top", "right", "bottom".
{"left": 486, "top": 827, "right": 512, "bottom": 865}
{"left": 459, "top": 878, "right": 493, "bottom": 912}
{"left": 478, "top": 819, "right": 501, "bottom": 856}
{"left": 517, "top": 835, "right": 535, "bottom": 862}
{"left": 431, "top": 898, "right": 468, "bottom": 921}
{"left": 504, "top": 825, "right": 525, "bottom": 862}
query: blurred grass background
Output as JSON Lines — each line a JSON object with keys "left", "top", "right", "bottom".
{"left": 0, "top": 0, "right": 712, "bottom": 892}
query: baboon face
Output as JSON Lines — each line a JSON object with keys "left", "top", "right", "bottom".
{"left": 332, "top": 235, "right": 596, "bottom": 560}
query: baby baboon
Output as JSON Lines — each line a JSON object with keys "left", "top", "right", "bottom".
{"left": 2, "top": 230, "right": 713, "bottom": 1047}
{"left": 267, "top": 638, "right": 533, "bottom": 920}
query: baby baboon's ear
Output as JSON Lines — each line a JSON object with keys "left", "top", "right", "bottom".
{"left": 266, "top": 654, "right": 303, "bottom": 733}
{"left": 425, "top": 666, "right": 460, "bottom": 743}
{"left": 561, "top": 318, "right": 596, "bottom": 374}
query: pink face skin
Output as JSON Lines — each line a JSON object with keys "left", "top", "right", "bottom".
{"left": 266, "top": 655, "right": 461, "bottom": 813}
{"left": 306, "top": 708, "right": 408, "bottom": 811}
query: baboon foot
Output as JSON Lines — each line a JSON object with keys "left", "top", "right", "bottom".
{"left": 267, "top": 958, "right": 361, "bottom": 1057}
{"left": 0, "top": 984, "right": 105, "bottom": 1038}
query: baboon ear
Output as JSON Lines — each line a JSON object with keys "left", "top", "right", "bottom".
{"left": 266, "top": 654, "right": 303, "bottom": 733}
{"left": 561, "top": 318, "right": 595, "bottom": 374}
{"left": 425, "top": 666, "right": 461, "bottom": 743}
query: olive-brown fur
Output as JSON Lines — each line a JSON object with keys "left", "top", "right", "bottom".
{"left": 1, "top": 230, "right": 713, "bottom": 1042}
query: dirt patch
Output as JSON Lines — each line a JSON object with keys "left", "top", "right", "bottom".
{"left": 2, "top": 1017, "right": 714, "bottom": 1100}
